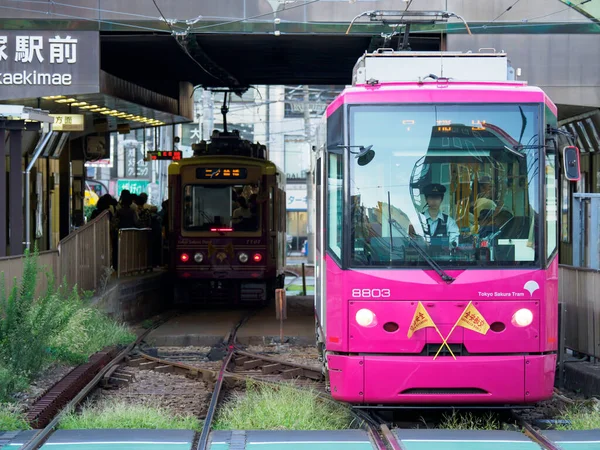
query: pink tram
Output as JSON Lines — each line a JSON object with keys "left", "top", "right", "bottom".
{"left": 313, "top": 50, "right": 580, "bottom": 406}
{"left": 168, "top": 130, "right": 287, "bottom": 305}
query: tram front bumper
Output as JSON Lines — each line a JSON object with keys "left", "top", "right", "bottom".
{"left": 327, "top": 353, "right": 556, "bottom": 405}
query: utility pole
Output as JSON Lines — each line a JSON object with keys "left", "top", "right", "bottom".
{"left": 202, "top": 89, "right": 214, "bottom": 140}
{"left": 303, "top": 85, "right": 315, "bottom": 264}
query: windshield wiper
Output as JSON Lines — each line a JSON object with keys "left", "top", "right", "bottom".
{"left": 387, "top": 217, "right": 455, "bottom": 284}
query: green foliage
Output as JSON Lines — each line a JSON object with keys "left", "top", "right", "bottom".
{"left": 50, "top": 307, "right": 135, "bottom": 363}
{"left": 556, "top": 403, "right": 600, "bottom": 430}
{"left": 438, "top": 410, "right": 501, "bottom": 430}
{"left": 58, "top": 397, "right": 202, "bottom": 431}
{"left": 0, "top": 248, "right": 135, "bottom": 402}
{"left": 0, "top": 403, "right": 31, "bottom": 431}
{"left": 0, "top": 366, "right": 28, "bottom": 404}
{"left": 213, "top": 380, "right": 353, "bottom": 430}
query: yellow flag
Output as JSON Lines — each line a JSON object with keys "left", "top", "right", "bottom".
{"left": 407, "top": 302, "right": 437, "bottom": 338}
{"left": 456, "top": 302, "right": 490, "bottom": 335}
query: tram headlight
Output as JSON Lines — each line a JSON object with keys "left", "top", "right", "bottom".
{"left": 239, "top": 252, "right": 249, "bottom": 263}
{"left": 356, "top": 308, "right": 376, "bottom": 327}
{"left": 512, "top": 308, "right": 533, "bottom": 327}
{"left": 194, "top": 252, "right": 203, "bottom": 263}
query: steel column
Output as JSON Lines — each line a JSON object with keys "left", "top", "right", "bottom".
{"left": 9, "top": 130, "right": 23, "bottom": 256}
{"left": 0, "top": 129, "right": 5, "bottom": 257}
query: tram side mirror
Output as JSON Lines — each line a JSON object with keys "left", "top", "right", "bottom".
{"left": 356, "top": 146, "right": 375, "bottom": 166}
{"left": 563, "top": 145, "right": 581, "bottom": 181}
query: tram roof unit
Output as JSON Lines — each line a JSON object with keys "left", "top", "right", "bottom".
{"left": 352, "top": 50, "right": 520, "bottom": 85}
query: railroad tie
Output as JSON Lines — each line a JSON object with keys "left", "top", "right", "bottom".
{"left": 281, "top": 368, "right": 303, "bottom": 379}
{"left": 261, "top": 363, "right": 284, "bottom": 374}
{"left": 242, "top": 359, "right": 264, "bottom": 370}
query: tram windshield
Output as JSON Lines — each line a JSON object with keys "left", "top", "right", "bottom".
{"left": 348, "top": 104, "right": 543, "bottom": 267}
{"left": 183, "top": 183, "right": 261, "bottom": 232}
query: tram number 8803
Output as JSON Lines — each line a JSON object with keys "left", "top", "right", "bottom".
{"left": 351, "top": 289, "right": 391, "bottom": 298}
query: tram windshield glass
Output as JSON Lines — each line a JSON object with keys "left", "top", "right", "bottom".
{"left": 348, "top": 104, "right": 544, "bottom": 267}
{"left": 183, "top": 183, "right": 261, "bottom": 232}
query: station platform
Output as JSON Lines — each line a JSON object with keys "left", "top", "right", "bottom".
{"left": 209, "top": 430, "right": 374, "bottom": 450}
{"left": 3, "top": 428, "right": 600, "bottom": 449}
{"left": 392, "top": 429, "right": 541, "bottom": 450}
{"left": 145, "top": 296, "right": 315, "bottom": 347}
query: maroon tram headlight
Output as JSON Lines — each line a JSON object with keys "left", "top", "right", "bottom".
{"left": 180, "top": 253, "right": 190, "bottom": 263}
{"left": 238, "top": 252, "right": 249, "bottom": 263}
{"left": 194, "top": 252, "right": 204, "bottom": 263}
{"left": 252, "top": 253, "right": 262, "bottom": 263}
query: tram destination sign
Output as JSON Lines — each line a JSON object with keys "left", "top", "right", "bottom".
{"left": 196, "top": 168, "right": 248, "bottom": 179}
{"left": 0, "top": 31, "right": 100, "bottom": 101}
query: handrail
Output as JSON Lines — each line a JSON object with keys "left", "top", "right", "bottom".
{"left": 117, "top": 227, "right": 153, "bottom": 278}
{"left": 0, "top": 249, "right": 58, "bottom": 262}
{"left": 59, "top": 209, "right": 111, "bottom": 245}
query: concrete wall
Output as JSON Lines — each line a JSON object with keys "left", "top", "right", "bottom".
{"left": 447, "top": 34, "right": 600, "bottom": 111}
{"left": 93, "top": 271, "right": 170, "bottom": 324}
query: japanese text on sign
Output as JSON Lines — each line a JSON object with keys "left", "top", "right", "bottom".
{"left": 0, "top": 34, "right": 78, "bottom": 86}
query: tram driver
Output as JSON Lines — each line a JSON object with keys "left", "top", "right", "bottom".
{"left": 421, "top": 183, "right": 460, "bottom": 249}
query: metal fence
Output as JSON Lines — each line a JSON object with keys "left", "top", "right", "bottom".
{"left": 117, "top": 228, "right": 153, "bottom": 277}
{"left": 0, "top": 210, "right": 155, "bottom": 297}
{"left": 0, "top": 250, "right": 59, "bottom": 297}
{"left": 58, "top": 210, "right": 112, "bottom": 293}
{"left": 559, "top": 265, "right": 600, "bottom": 358}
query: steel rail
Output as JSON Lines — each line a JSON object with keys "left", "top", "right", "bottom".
{"left": 20, "top": 312, "right": 176, "bottom": 450}
{"left": 196, "top": 312, "right": 255, "bottom": 450}
{"left": 351, "top": 409, "right": 393, "bottom": 450}
{"left": 511, "top": 409, "right": 561, "bottom": 450}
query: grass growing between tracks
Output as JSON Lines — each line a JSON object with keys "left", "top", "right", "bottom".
{"left": 438, "top": 411, "right": 501, "bottom": 430}
{"left": 213, "top": 381, "right": 353, "bottom": 430}
{"left": 0, "top": 249, "right": 136, "bottom": 402}
{"left": 58, "top": 398, "right": 202, "bottom": 431}
{"left": 0, "top": 405, "right": 31, "bottom": 431}
{"left": 555, "top": 402, "right": 600, "bottom": 430}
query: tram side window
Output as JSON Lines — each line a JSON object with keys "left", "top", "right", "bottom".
{"left": 328, "top": 153, "right": 343, "bottom": 259}
{"left": 546, "top": 145, "right": 558, "bottom": 259}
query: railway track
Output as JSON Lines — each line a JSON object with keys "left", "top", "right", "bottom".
{"left": 19, "top": 313, "right": 177, "bottom": 450}
{"left": 17, "top": 306, "right": 577, "bottom": 450}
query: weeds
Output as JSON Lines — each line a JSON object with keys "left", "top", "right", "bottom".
{"left": 58, "top": 397, "right": 201, "bottom": 431}
{"left": 0, "top": 404, "right": 31, "bottom": 431}
{"left": 213, "top": 380, "right": 353, "bottom": 430}
{"left": 438, "top": 410, "right": 501, "bottom": 430}
{"left": 556, "top": 402, "right": 600, "bottom": 430}
{"left": 0, "top": 248, "right": 135, "bottom": 402}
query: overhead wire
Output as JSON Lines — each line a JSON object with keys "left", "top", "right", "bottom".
{"left": 519, "top": 0, "right": 594, "bottom": 22}
{"left": 0, "top": 3, "right": 167, "bottom": 32}
{"left": 3, "top": 0, "right": 163, "bottom": 21}
{"left": 150, "top": 0, "right": 221, "bottom": 81}
{"left": 482, "top": 0, "right": 523, "bottom": 27}
{"left": 0, "top": 1, "right": 595, "bottom": 35}
{"left": 189, "top": 0, "right": 322, "bottom": 31}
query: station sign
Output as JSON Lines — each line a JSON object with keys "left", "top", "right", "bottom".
{"left": 286, "top": 184, "right": 308, "bottom": 211}
{"left": 146, "top": 150, "right": 182, "bottom": 161}
{"left": 0, "top": 31, "right": 100, "bottom": 101}
{"left": 49, "top": 114, "right": 84, "bottom": 131}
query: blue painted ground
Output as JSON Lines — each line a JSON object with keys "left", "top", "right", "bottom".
{"left": 2, "top": 428, "right": 600, "bottom": 449}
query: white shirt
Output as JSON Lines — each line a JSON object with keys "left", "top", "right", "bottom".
{"left": 423, "top": 209, "right": 459, "bottom": 246}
